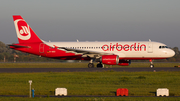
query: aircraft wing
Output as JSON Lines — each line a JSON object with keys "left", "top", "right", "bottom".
{"left": 57, "top": 47, "right": 113, "bottom": 58}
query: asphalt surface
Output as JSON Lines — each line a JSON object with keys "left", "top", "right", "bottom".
{"left": 0, "top": 67, "right": 179, "bottom": 73}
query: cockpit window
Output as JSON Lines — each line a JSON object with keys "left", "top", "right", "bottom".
{"left": 159, "top": 46, "right": 168, "bottom": 49}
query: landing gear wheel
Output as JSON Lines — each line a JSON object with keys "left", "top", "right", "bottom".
{"left": 149, "top": 59, "right": 154, "bottom": 68}
{"left": 97, "top": 62, "right": 103, "bottom": 68}
{"left": 88, "top": 63, "right": 94, "bottom": 68}
{"left": 150, "top": 64, "right": 154, "bottom": 68}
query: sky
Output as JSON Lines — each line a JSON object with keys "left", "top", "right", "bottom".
{"left": 0, "top": 0, "right": 180, "bottom": 48}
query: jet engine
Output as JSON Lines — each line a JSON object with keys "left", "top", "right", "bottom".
{"left": 100, "top": 55, "right": 119, "bottom": 65}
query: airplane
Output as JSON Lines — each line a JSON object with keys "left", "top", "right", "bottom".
{"left": 9, "top": 15, "right": 175, "bottom": 68}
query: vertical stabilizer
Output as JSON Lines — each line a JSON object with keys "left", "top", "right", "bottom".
{"left": 13, "top": 15, "right": 42, "bottom": 44}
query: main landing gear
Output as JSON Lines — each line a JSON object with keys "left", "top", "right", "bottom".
{"left": 97, "top": 62, "right": 103, "bottom": 68}
{"left": 88, "top": 60, "right": 103, "bottom": 68}
{"left": 88, "top": 62, "right": 103, "bottom": 68}
{"left": 88, "top": 63, "right": 94, "bottom": 68}
{"left": 149, "top": 59, "right": 154, "bottom": 68}
{"left": 88, "top": 59, "right": 94, "bottom": 68}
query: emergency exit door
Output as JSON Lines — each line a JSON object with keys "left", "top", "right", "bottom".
{"left": 148, "top": 43, "right": 153, "bottom": 53}
{"left": 39, "top": 43, "right": 44, "bottom": 53}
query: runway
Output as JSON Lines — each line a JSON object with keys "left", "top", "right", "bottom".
{"left": 0, "top": 67, "right": 179, "bottom": 73}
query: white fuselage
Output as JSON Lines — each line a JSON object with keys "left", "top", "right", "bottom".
{"left": 44, "top": 41, "right": 175, "bottom": 59}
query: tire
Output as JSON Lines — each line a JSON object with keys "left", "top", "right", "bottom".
{"left": 88, "top": 63, "right": 94, "bottom": 68}
{"left": 150, "top": 64, "right": 154, "bottom": 68}
{"left": 97, "top": 63, "right": 103, "bottom": 68}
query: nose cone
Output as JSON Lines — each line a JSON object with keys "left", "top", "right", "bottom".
{"left": 169, "top": 49, "right": 175, "bottom": 57}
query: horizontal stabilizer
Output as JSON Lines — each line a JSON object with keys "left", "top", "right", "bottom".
{"left": 8, "top": 44, "right": 29, "bottom": 48}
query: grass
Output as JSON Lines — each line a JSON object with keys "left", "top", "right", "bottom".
{"left": 0, "top": 62, "right": 179, "bottom": 68}
{"left": 0, "top": 62, "right": 180, "bottom": 100}
{"left": 0, "top": 71, "right": 180, "bottom": 96}
{"left": 0, "top": 97, "right": 180, "bottom": 101}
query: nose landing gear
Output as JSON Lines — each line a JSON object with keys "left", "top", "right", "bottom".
{"left": 149, "top": 59, "right": 154, "bottom": 68}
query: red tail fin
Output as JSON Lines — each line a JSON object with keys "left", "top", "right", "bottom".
{"left": 13, "top": 15, "right": 42, "bottom": 44}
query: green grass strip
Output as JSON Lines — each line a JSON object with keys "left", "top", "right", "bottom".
{"left": 0, "top": 97, "right": 180, "bottom": 101}
{"left": 0, "top": 71, "right": 179, "bottom": 97}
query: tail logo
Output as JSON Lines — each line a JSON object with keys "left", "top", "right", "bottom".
{"left": 14, "top": 19, "right": 31, "bottom": 40}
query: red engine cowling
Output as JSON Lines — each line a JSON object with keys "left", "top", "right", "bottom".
{"left": 118, "top": 60, "right": 131, "bottom": 66}
{"left": 101, "top": 55, "right": 119, "bottom": 65}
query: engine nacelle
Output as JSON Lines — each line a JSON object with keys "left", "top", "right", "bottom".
{"left": 100, "top": 55, "right": 119, "bottom": 65}
{"left": 118, "top": 60, "right": 131, "bottom": 66}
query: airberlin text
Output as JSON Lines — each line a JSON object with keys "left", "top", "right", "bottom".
{"left": 102, "top": 43, "right": 146, "bottom": 51}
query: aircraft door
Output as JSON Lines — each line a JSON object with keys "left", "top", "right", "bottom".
{"left": 39, "top": 43, "right": 45, "bottom": 53}
{"left": 148, "top": 43, "right": 153, "bottom": 53}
